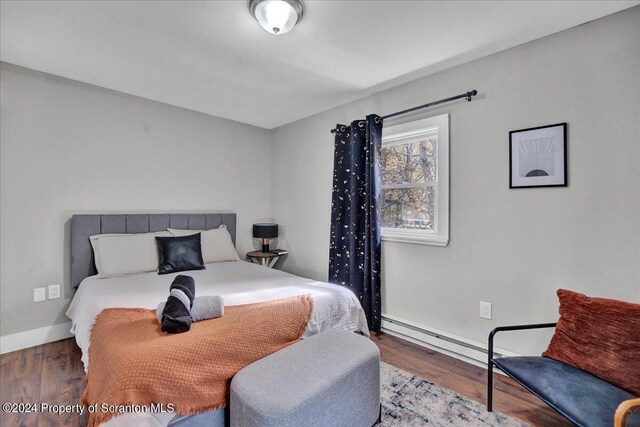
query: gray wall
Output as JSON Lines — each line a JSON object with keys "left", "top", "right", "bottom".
{"left": 271, "top": 8, "right": 640, "bottom": 355}
{"left": 0, "top": 63, "right": 273, "bottom": 335}
{"left": 2, "top": 8, "right": 639, "bottom": 350}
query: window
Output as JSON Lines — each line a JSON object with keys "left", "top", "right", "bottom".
{"left": 380, "top": 114, "right": 449, "bottom": 246}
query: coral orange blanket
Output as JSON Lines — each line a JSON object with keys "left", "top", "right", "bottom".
{"left": 82, "top": 295, "right": 313, "bottom": 426}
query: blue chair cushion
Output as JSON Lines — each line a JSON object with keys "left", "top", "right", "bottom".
{"left": 494, "top": 356, "right": 639, "bottom": 427}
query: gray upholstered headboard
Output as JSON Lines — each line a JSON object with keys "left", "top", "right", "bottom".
{"left": 71, "top": 213, "right": 237, "bottom": 289}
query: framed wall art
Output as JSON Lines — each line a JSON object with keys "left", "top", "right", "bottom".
{"left": 509, "top": 122, "right": 567, "bottom": 188}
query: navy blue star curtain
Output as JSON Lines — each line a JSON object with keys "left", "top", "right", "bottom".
{"left": 329, "top": 114, "right": 383, "bottom": 331}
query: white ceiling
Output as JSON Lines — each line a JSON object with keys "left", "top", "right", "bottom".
{"left": 1, "top": 1, "right": 637, "bottom": 129}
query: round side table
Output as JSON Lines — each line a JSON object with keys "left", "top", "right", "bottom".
{"left": 246, "top": 250, "right": 288, "bottom": 268}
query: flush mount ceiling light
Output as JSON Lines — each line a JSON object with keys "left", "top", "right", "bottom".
{"left": 249, "top": 0, "right": 303, "bottom": 35}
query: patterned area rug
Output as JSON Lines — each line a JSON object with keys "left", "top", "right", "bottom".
{"left": 380, "top": 362, "right": 529, "bottom": 426}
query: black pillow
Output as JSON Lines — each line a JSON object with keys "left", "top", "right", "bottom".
{"left": 156, "top": 234, "right": 205, "bottom": 275}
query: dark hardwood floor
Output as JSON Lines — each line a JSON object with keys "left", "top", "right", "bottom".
{"left": 0, "top": 333, "right": 570, "bottom": 427}
{"left": 1, "top": 339, "right": 87, "bottom": 427}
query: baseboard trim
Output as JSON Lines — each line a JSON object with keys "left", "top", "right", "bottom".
{"left": 0, "top": 316, "right": 520, "bottom": 362}
{"left": 0, "top": 321, "right": 73, "bottom": 354}
{"left": 381, "top": 313, "right": 520, "bottom": 370}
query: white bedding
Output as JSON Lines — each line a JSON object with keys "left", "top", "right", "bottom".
{"left": 67, "top": 260, "right": 369, "bottom": 371}
{"left": 67, "top": 261, "right": 369, "bottom": 427}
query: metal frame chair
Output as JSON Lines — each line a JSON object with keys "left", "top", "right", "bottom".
{"left": 486, "top": 322, "right": 557, "bottom": 412}
{"left": 488, "top": 324, "right": 639, "bottom": 427}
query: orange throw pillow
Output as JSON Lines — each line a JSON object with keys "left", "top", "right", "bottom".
{"left": 543, "top": 289, "right": 640, "bottom": 396}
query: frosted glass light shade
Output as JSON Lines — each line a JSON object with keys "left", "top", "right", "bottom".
{"left": 249, "top": 0, "right": 303, "bottom": 35}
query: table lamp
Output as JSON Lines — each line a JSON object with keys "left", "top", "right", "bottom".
{"left": 253, "top": 223, "right": 278, "bottom": 253}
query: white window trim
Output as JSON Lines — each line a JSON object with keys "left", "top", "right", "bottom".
{"left": 380, "top": 114, "right": 449, "bottom": 246}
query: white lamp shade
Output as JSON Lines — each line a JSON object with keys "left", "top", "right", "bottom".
{"left": 251, "top": 0, "right": 302, "bottom": 35}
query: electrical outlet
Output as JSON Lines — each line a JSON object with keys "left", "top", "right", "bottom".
{"left": 480, "top": 301, "right": 492, "bottom": 319}
{"left": 33, "top": 287, "right": 46, "bottom": 303}
{"left": 48, "top": 284, "right": 61, "bottom": 299}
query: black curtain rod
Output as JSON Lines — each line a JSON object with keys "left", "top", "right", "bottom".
{"left": 330, "top": 89, "right": 478, "bottom": 133}
{"left": 382, "top": 89, "right": 477, "bottom": 120}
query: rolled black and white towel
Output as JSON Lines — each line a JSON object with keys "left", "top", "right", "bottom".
{"left": 157, "top": 295, "right": 224, "bottom": 323}
{"left": 160, "top": 275, "right": 195, "bottom": 334}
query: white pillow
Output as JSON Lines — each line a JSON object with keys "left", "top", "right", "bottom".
{"left": 167, "top": 226, "right": 239, "bottom": 263}
{"left": 90, "top": 231, "right": 171, "bottom": 278}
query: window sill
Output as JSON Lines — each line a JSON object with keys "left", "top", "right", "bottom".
{"left": 381, "top": 233, "right": 449, "bottom": 246}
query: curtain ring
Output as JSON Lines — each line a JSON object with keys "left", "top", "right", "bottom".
{"left": 358, "top": 121, "right": 365, "bottom": 128}
{"left": 375, "top": 117, "right": 382, "bottom": 124}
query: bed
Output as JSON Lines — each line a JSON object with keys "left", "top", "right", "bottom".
{"left": 66, "top": 213, "right": 369, "bottom": 427}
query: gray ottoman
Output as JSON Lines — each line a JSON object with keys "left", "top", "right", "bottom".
{"left": 230, "top": 329, "right": 381, "bottom": 427}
